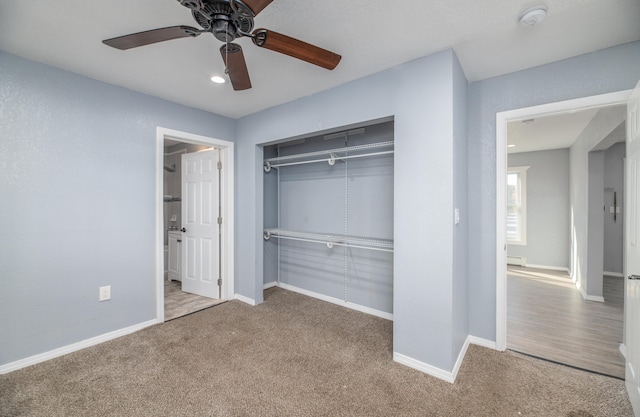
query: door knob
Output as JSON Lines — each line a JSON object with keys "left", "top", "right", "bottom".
{"left": 181, "top": 227, "right": 186, "bottom": 233}
{"left": 629, "top": 275, "right": 640, "bottom": 280}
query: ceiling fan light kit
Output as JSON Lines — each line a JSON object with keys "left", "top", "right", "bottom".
{"left": 102, "top": 0, "right": 342, "bottom": 91}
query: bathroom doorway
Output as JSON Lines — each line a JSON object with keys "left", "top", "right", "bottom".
{"left": 155, "top": 127, "right": 235, "bottom": 322}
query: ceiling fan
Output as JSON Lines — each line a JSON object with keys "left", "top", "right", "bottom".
{"left": 102, "top": 0, "right": 342, "bottom": 91}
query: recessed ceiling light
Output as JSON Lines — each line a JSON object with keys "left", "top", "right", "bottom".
{"left": 210, "top": 75, "right": 226, "bottom": 84}
{"left": 519, "top": 6, "right": 547, "bottom": 27}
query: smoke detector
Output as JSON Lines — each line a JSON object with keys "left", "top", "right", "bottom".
{"left": 519, "top": 6, "right": 547, "bottom": 27}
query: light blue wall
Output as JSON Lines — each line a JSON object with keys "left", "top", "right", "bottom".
{"left": 452, "top": 53, "right": 469, "bottom": 360}
{"left": 569, "top": 108, "right": 626, "bottom": 297}
{"left": 0, "top": 51, "right": 235, "bottom": 365}
{"left": 507, "top": 149, "right": 570, "bottom": 269}
{"left": 586, "top": 151, "right": 605, "bottom": 298}
{"left": 237, "top": 49, "right": 465, "bottom": 371}
{"left": 467, "top": 41, "right": 640, "bottom": 341}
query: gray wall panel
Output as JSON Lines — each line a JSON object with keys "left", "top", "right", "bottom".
{"left": 507, "top": 149, "right": 570, "bottom": 269}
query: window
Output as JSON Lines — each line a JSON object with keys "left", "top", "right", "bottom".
{"left": 507, "top": 166, "right": 529, "bottom": 245}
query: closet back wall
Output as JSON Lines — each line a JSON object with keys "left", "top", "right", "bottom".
{"left": 264, "top": 121, "right": 394, "bottom": 316}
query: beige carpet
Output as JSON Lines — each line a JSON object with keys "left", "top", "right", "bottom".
{"left": 0, "top": 287, "right": 633, "bottom": 417}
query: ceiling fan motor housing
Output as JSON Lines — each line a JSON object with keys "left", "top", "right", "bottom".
{"left": 189, "top": 0, "right": 254, "bottom": 42}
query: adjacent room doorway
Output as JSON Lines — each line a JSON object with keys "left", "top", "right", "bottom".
{"left": 495, "top": 90, "right": 632, "bottom": 377}
{"left": 155, "top": 127, "right": 235, "bottom": 322}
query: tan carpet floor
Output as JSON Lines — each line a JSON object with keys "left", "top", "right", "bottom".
{"left": 0, "top": 287, "right": 633, "bottom": 417}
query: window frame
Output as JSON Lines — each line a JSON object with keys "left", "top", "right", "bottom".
{"left": 506, "top": 165, "right": 530, "bottom": 246}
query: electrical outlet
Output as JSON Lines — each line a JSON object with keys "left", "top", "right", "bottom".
{"left": 99, "top": 285, "right": 111, "bottom": 301}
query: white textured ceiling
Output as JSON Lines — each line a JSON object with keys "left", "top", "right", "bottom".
{"left": 507, "top": 108, "right": 600, "bottom": 154}
{"left": 1, "top": 0, "right": 639, "bottom": 119}
{"left": 507, "top": 105, "right": 626, "bottom": 154}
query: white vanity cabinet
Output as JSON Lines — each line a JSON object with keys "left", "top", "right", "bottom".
{"left": 168, "top": 231, "right": 182, "bottom": 281}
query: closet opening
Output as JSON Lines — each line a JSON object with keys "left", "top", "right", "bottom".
{"left": 261, "top": 118, "right": 394, "bottom": 320}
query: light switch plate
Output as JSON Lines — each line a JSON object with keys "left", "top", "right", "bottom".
{"left": 99, "top": 285, "right": 111, "bottom": 301}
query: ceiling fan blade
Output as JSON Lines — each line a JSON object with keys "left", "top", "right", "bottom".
{"left": 102, "top": 26, "right": 201, "bottom": 50}
{"left": 252, "top": 29, "right": 341, "bottom": 70}
{"left": 242, "top": 0, "right": 273, "bottom": 16}
{"left": 220, "top": 44, "right": 252, "bottom": 91}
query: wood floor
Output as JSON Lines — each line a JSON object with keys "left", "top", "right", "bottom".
{"left": 164, "top": 280, "right": 227, "bottom": 321}
{"left": 507, "top": 266, "right": 625, "bottom": 379}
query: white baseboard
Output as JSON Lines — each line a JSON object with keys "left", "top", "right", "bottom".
{"left": 0, "top": 319, "right": 158, "bottom": 375}
{"left": 526, "top": 264, "right": 570, "bottom": 273}
{"left": 604, "top": 271, "right": 625, "bottom": 278}
{"left": 620, "top": 343, "right": 627, "bottom": 359}
{"left": 393, "top": 352, "right": 457, "bottom": 383}
{"left": 276, "top": 282, "right": 393, "bottom": 321}
{"left": 393, "top": 336, "right": 496, "bottom": 384}
{"left": 263, "top": 281, "right": 278, "bottom": 290}
{"left": 579, "top": 287, "right": 605, "bottom": 303}
{"left": 467, "top": 335, "right": 497, "bottom": 350}
{"left": 234, "top": 293, "right": 256, "bottom": 306}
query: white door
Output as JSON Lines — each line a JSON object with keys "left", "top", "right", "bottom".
{"left": 626, "top": 80, "right": 640, "bottom": 416}
{"left": 181, "top": 149, "right": 220, "bottom": 299}
{"left": 167, "top": 232, "right": 181, "bottom": 281}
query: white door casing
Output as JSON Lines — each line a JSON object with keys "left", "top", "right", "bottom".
{"left": 181, "top": 148, "right": 220, "bottom": 299}
{"left": 155, "top": 127, "right": 234, "bottom": 323}
{"left": 625, "top": 80, "right": 640, "bottom": 416}
{"left": 495, "top": 90, "right": 633, "bottom": 351}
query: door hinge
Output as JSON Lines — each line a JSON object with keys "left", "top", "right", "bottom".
{"left": 217, "top": 278, "right": 222, "bottom": 287}
{"left": 217, "top": 161, "right": 222, "bottom": 170}
{"left": 217, "top": 216, "right": 222, "bottom": 225}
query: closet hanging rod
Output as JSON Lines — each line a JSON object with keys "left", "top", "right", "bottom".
{"left": 263, "top": 229, "right": 394, "bottom": 253}
{"left": 266, "top": 150, "right": 394, "bottom": 170}
{"left": 264, "top": 140, "right": 394, "bottom": 172}
{"left": 268, "top": 140, "right": 393, "bottom": 162}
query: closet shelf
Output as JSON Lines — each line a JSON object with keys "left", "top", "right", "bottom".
{"left": 264, "top": 141, "right": 394, "bottom": 172}
{"left": 263, "top": 228, "right": 394, "bottom": 253}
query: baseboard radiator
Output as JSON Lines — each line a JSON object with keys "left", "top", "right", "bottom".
{"left": 507, "top": 256, "right": 527, "bottom": 267}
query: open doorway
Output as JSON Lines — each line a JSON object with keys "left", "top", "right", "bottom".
{"left": 496, "top": 91, "right": 631, "bottom": 378}
{"left": 155, "top": 127, "right": 235, "bottom": 322}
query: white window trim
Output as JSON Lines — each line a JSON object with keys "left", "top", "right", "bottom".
{"left": 507, "top": 165, "right": 530, "bottom": 246}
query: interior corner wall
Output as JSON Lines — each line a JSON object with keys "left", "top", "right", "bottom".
{"left": 452, "top": 53, "right": 469, "bottom": 359}
{"left": 467, "top": 40, "right": 640, "bottom": 342}
{"left": 262, "top": 145, "right": 279, "bottom": 286}
{"left": 603, "top": 142, "right": 626, "bottom": 274}
{"left": 507, "top": 149, "right": 570, "bottom": 269}
{"left": 569, "top": 108, "right": 626, "bottom": 297}
{"left": 0, "top": 51, "right": 235, "bottom": 366}
{"left": 237, "top": 49, "right": 462, "bottom": 373}
{"left": 586, "top": 151, "right": 605, "bottom": 298}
